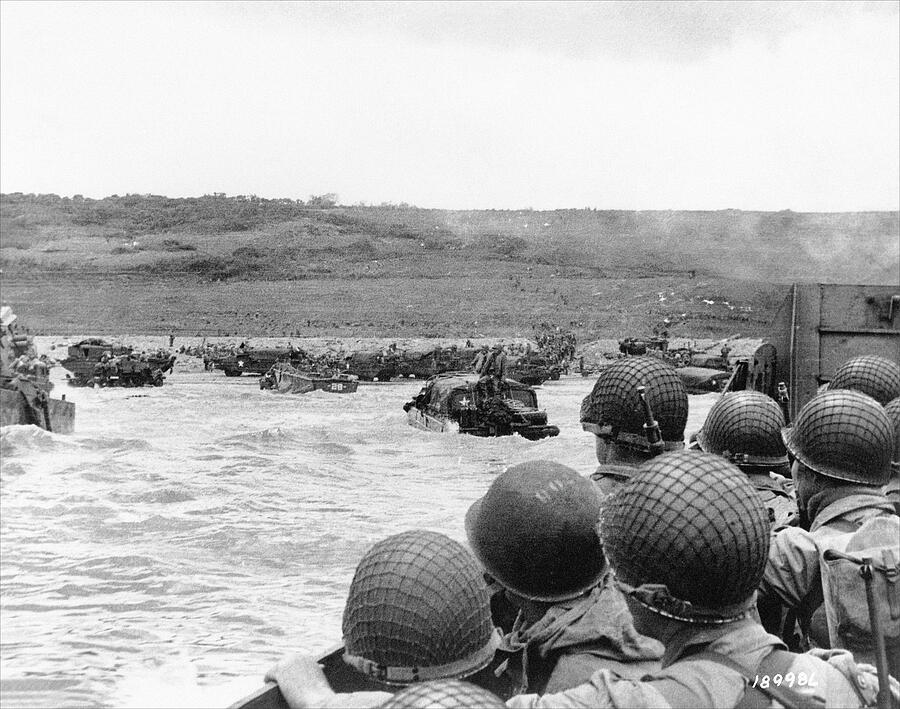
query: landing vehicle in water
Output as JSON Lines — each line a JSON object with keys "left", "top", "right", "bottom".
{"left": 0, "top": 306, "right": 75, "bottom": 433}
{"left": 259, "top": 362, "right": 359, "bottom": 394}
{"left": 403, "top": 372, "right": 559, "bottom": 440}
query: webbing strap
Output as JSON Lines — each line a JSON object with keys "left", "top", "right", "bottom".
{"left": 688, "top": 650, "right": 826, "bottom": 709}
{"left": 342, "top": 629, "right": 501, "bottom": 686}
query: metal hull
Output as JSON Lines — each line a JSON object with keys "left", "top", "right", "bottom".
{"left": 265, "top": 366, "right": 359, "bottom": 394}
{"left": 768, "top": 284, "right": 899, "bottom": 419}
{"left": 0, "top": 388, "right": 75, "bottom": 434}
{"left": 406, "top": 406, "right": 453, "bottom": 433}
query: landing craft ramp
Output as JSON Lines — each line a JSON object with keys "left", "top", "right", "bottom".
{"left": 769, "top": 284, "right": 899, "bottom": 420}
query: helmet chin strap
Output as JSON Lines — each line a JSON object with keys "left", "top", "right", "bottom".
{"left": 613, "top": 576, "right": 753, "bottom": 625}
{"left": 342, "top": 629, "right": 501, "bottom": 685}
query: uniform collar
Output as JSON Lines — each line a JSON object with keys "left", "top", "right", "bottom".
{"left": 810, "top": 491, "right": 895, "bottom": 532}
{"left": 661, "top": 617, "right": 784, "bottom": 668}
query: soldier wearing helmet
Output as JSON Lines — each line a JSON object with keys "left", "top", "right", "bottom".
{"left": 505, "top": 452, "right": 881, "bottom": 708}
{"left": 266, "top": 530, "right": 511, "bottom": 708}
{"left": 757, "top": 390, "right": 896, "bottom": 650}
{"left": 827, "top": 354, "right": 900, "bottom": 406}
{"left": 580, "top": 356, "right": 688, "bottom": 495}
{"left": 882, "top": 396, "right": 900, "bottom": 513}
{"left": 694, "top": 390, "right": 798, "bottom": 530}
{"left": 465, "top": 461, "right": 662, "bottom": 694}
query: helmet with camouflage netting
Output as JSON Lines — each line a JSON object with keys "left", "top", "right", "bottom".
{"left": 342, "top": 530, "right": 497, "bottom": 686}
{"left": 465, "top": 461, "right": 606, "bottom": 602}
{"left": 599, "top": 450, "right": 770, "bottom": 624}
{"left": 379, "top": 679, "right": 505, "bottom": 708}
{"left": 580, "top": 356, "right": 688, "bottom": 452}
{"left": 782, "top": 390, "right": 893, "bottom": 486}
{"left": 882, "top": 396, "right": 900, "bottom": 473}
{"left": 695, "top": 391, "right": 788, "bottom": 468}
{"left": 828, "top": 355, "right": 900, "bottom": 406}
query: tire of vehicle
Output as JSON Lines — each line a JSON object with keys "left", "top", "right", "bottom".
{"left": 223, "top": 368, "right": 242, "bottom": 377}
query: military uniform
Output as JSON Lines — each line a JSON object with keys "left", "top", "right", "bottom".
{"left": 505, "top": 619, "right": 869, "bottom": 708}
{"left": 760, "top": 388, "right": 896, "bottom": 654}
{"left": 502, "top": 451, "right": 884, "bottom": 709}
{"left": 760, "top": 491, "right": 895, "bottom": 631}
{"left": 501, "top": 576, "right": 662, "bottom": 695}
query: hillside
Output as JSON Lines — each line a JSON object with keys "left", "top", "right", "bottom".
{"left": 1, "top": 193, "right": 897, "bottom": 339}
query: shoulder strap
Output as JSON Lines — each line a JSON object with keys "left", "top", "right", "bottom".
{"left": 689, "top": 650, "right": 827, "bottom": 709}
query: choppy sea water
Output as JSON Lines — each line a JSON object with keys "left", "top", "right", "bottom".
{"left": 0, "top": 364, "right": 717, "bottom": 708}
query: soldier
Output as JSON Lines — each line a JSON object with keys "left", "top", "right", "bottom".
{"left": 827, "top": 354, "right": 900, "bottom": 405}
{"left": 476, "top": 345, "right": 505, "bottom": 399}
{"left": 505, "top": 451, "right": 884, "bottom": 708}
{"left": 486, "top": 344, "right": 507, "bottom": 386}
{"left": 266, "top": 530, "right": 510, "bottom": 708}
{"left": 472, "top": 345, "right": 489, "bottom": 374}
{"left": 580, "top": 356, "right": 688, "bottom": 496}
{"left": 883, "top": 396, "right": 900, "bottom": 511}
{"left": 694, "top": 390, "right": 798, "bottom": 530}
{"left": 757, "top": 390, "right": 896, "bottom": 655}
{"left": 465, "top": 461, "right": 663, "bottom": 694}
{"left": 92, "top": 354, "right": 110, "bottom": 386}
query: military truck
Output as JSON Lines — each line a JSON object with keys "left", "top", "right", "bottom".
{"left": 341, "top": 350, "right": 402, "bottom": 381}
{"left": 60, "top": 339, "right": 175, "bottom": 387}
{"left": 505, "top": 353, "right": 561, "bottom": 386}
{"left": 403, "top": 372, "right": 560, "bottom": 440}
{"left": 215, "top": 347, "right": 306, "bottom": 377}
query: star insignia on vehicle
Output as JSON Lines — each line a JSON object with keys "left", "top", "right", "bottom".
{"left": 460, "top": 396, "right": 471, "bottom": 407}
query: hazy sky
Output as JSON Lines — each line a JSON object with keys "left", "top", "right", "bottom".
{"left": 1, "top": 1, "right": 898, "bottom": 210}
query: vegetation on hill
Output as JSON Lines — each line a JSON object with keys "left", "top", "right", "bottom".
{"left": 1, "top": 193, "right": 897, "bottom": 338}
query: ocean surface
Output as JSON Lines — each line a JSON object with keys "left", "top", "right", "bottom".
{"left": 0, "top": 363, "right": 717, "bottom": 708}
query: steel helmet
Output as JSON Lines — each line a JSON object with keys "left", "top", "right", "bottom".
{"left": 600, "top": 450, "right": 770, "bottom": 624}
{"left": 883, "top": 397, "right": 900, "bottom": 472}
{"left": 465, "top": 461, "right": 606, "bottom": 602}
{"left": 379, "top": 680, "right": 505, "bottom": 708}
{"left": 581, "top": 357, "right": 688, "bottom": 446}
{"left": 342, "top": 530, "right": 497, "bottom": 685}
{"left": 828, "top": 355, "right": 900, "bottom": 406}
{"left": 782, "top": 390, "right": 893, "bottom": 485}
{"left": 695, "top": 391, "right": 788, "bottom": 468}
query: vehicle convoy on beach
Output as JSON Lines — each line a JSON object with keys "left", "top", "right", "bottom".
{"left": 60, "top": 339, "right": 175, "bottom": 387}
{"left": 214, "top": 346, "right": 304, "bottom": 377}
{"left": 345, "top": 345, "right": 563, "bottom": 384}
{"left": 0, "top": 306, "right": 75, "bottom": 433}
{"left": 403, "top": 372, "right": 560, "bottom": 440}
{"left": 259, "top": 362, "right": 359, "bottom": 394}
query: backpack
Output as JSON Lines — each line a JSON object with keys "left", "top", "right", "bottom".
{"left": 816, "top": 516, "right": 900, "bottom": 654}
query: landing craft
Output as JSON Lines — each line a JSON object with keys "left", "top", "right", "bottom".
{"left": 756, "top": 283, "right": 899, "bottom": 418}
{"left": 403, "top": 372, "right": 559, "bottom": 440}
{"left": 259, "top": 362, "right": 359, "bottom": 394}
{"left": 0, "top": 306, "right": 75, "bottom": 433}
